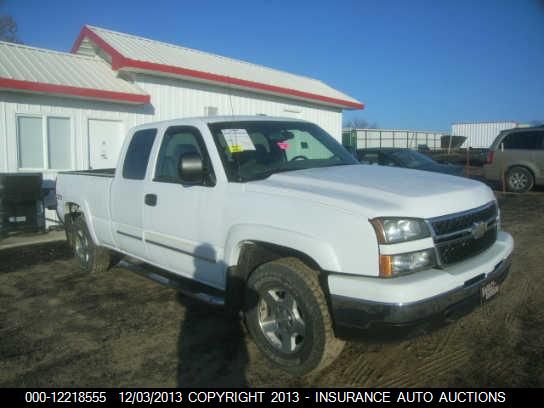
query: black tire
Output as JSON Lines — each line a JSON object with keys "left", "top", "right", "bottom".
{"left": 506, "top": 166, "right": 534, "bottom": 193}
{"left": 244, "top": 257, "right": 344, "bottom": 376}
{"left": 70, "top": 214, "right": 112, "bottom": 273}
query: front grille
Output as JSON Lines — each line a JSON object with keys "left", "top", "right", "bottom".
{"left": 437, "top": 226, "right": 497, "bottom": 265}
{"left": 431, "top": 202, "right": 498, "bottom": 236}
{"left": 429, "top": 202, "right": 498, "bottom": 266}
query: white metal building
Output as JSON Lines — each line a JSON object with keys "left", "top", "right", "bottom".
{"left": 0, "top": 25, "right": 362, "bottom": 226}
{"left": 0, "top": 25, "right": 363, "bottom": 176}
{"left": 452, "top": 121, "right": 520, "bottom": 148}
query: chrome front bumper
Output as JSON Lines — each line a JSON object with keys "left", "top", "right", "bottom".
{"left": 330, "top": 253, "right": 512, "bottom": 339}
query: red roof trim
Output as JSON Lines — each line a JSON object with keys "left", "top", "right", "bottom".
{"left": 71, "top": 26, "right": 125, "bottom": 70}
{"left": 71, "top": 26, "right": 364, "bottom": 110}
{"left": 0, "top": 77, "right": 150, "bottom": 104}
{"left": 122, "top": 58, "right": 365, "bottom": 109}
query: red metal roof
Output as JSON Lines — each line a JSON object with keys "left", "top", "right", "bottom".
{"left": 0, "top": 41, "right": 150, "bottom": 104}
{"left": 72, "top": 25, "right": 364, "bottom": 110}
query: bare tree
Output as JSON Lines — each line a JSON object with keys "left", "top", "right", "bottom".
{"left": 343, "top": 116, "right": 378, "bottom": 129}
{"left": 0, "top": 0, "right": 20, "bottom": 43}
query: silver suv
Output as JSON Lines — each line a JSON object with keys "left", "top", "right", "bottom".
{"left": 483, "top": 126, "right": 544, "bottom": 192}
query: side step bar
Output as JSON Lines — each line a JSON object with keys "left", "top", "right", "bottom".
{"left": 118, "top": 259, "right": 225, "bottom": 306}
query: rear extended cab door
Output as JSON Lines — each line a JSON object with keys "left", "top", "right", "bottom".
{"left": 110, "top": 127, "right": 158, "bottom": 257}
{"left": 141, "top": 124, "right": 227, "bottom": 289}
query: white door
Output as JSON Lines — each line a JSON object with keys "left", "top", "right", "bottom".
{"left": 88, "top": 119, "right": 124, "bottom": 169}
{"left": 142, "top": 125, "right": 225, "bottom": 288}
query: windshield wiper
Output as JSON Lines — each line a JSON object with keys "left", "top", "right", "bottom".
{"left": 252, "top": 167, "right": 298, "bottom": 180}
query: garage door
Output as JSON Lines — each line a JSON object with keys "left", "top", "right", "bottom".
{"left": 88, "top": 119, "right": 124, "bottom": 169}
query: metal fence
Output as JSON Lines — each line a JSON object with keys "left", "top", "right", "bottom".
{"left": 342, "top": 128, "right": 446, "bottom": 150}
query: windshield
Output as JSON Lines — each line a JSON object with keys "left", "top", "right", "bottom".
{"left": 209, "top": 121, "right": 358, "bottom": 182}
{"left": 390, "top": 150, "right": 436, "bottom": 168}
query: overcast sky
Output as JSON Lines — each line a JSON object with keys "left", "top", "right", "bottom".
{"left": 5, "top": 0, "right": 544, "bottom": 131}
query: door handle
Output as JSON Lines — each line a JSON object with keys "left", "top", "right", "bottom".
{"left": 145, "top": 194, "right": 157, "bottom": 206}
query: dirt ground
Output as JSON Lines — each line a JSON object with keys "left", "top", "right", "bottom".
{"left": 1, "top": 192, "right": 543, "bottom": 388}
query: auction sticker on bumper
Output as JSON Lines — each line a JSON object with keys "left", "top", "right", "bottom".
{"left": 481, "top": 280, "right": 500, "bottom": 301}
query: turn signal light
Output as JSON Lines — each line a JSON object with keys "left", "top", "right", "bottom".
{"left": 379, "top": 255, "right": 393, "bottom": 278}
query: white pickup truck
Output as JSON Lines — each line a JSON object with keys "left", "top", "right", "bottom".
{"left": 56, "top": 116, "right": 513, "bottom": 375}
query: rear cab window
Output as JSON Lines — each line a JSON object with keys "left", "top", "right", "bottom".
{"left": 122, "top": 128, "right": 157, "bottom": 180}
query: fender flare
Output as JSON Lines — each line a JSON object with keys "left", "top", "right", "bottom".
{"left": 506, "top": 162, "right": 539, "bottom": 179}
{"left": 64, "top": 200, "right": 99, "bottom": 245}
{"left": 224, "top": 223, "right": 341, "bottom": 272}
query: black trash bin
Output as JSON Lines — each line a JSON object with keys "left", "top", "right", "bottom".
{"left": 0, "top": 173, "right": 45, "bottom": 238}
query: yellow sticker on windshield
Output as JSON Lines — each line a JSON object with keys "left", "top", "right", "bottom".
{"left": 229, "top": 145, "right": 244, "bottom": 153}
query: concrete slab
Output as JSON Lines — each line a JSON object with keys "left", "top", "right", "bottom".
{"left": 0, "top": 230, "right": 66, "bottom": 250}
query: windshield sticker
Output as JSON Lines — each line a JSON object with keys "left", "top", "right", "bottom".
{"left": 221, "top": 129, "right": 256, "bottom": 153}
{"left": 277, "top": 142, "right": 290, "bottom": 150}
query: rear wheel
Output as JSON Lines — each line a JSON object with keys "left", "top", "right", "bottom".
{"left": 506, "top": 166, "right": 533, "bottom": 193}
{"left": 245, "top": 257, "right": 344, "bottom": 376}
{"left": 70, "top": 214, "right": 112, "bottom": 273}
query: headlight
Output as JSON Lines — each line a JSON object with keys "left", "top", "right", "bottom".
{"left": 380, "top": 249, "right": 436, "bottom": 278}
{"left": 371, "top": 218, "right": 430, "bottom": 244}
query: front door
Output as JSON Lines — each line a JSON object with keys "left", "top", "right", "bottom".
{"left": 142, "top": 125, "right": 224, "bottom": 288}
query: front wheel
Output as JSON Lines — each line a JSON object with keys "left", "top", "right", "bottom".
{"left": 244, "top": 257, "right": 344, "bottom": 376}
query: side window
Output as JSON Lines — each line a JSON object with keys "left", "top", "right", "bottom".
{"left": 155, "top": 126, "right": 213, "bottom": 184}
{"left": 502, "top": 131, "right": 541, "bottom": 150}
{"left": 537, "top": 131, "right": 544, "bottom": 150}
{"left": 122, "top": 128, "right": 157, "bottom": 180}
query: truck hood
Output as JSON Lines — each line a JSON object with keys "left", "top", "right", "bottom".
{"left": 245, "top": 164, "right": 495, "bottom": 218}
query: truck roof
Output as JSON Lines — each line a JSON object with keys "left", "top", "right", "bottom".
{"left": 130, "top": 115, "right": 310, "bottom": 132}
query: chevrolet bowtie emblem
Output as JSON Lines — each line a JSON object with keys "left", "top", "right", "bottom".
{"left": 471, "top": 221, "right": 487, "bottom": 240}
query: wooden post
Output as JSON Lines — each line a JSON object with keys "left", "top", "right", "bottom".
{"left": 465, "top": 147, "right": 470, "bottom": 177}
{"left": 500, "top": 143, "right": 506, "bottom": 193}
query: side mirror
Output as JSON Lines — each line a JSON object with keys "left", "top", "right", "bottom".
{"left": 178, "top": 152, "right": 204, "bottom": 184}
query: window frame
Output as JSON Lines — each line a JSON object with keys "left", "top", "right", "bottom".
{"left": 208, "top": 120, "right": 357, "bottom": 182}
{"left": 122, "top": 128, "right": 158, "bottom": 180}
{"left": 501, "top": 130, "right": 543, "bottom": 150}
{"left": 152, "top": 125, "right": 216, "bottom": 187}
{"left": 16, "top": 113, "right": 74, "bottom": 171}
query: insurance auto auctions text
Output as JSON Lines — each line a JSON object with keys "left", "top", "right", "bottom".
{"left": 172, "top": 390, "right": 507, "bottom": 404}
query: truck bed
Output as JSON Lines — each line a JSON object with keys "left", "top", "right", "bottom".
{"left": 59, "top": 168, "right": 115, "bottom": 177}
{"left": 56, "top": 170, "right": 115, "bottom": 246}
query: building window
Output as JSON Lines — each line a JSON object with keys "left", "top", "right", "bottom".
{"left": 47, "top": 117, "right": 71, "bottom": 169}
{"left": 17, "top": 115, "right": 72, "bottom": 170}
{"left": 17, "top": 116, "right": 44, "bottom": 169}
{"left": 204, "top": 106, "right": 218, "bottom": 116}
